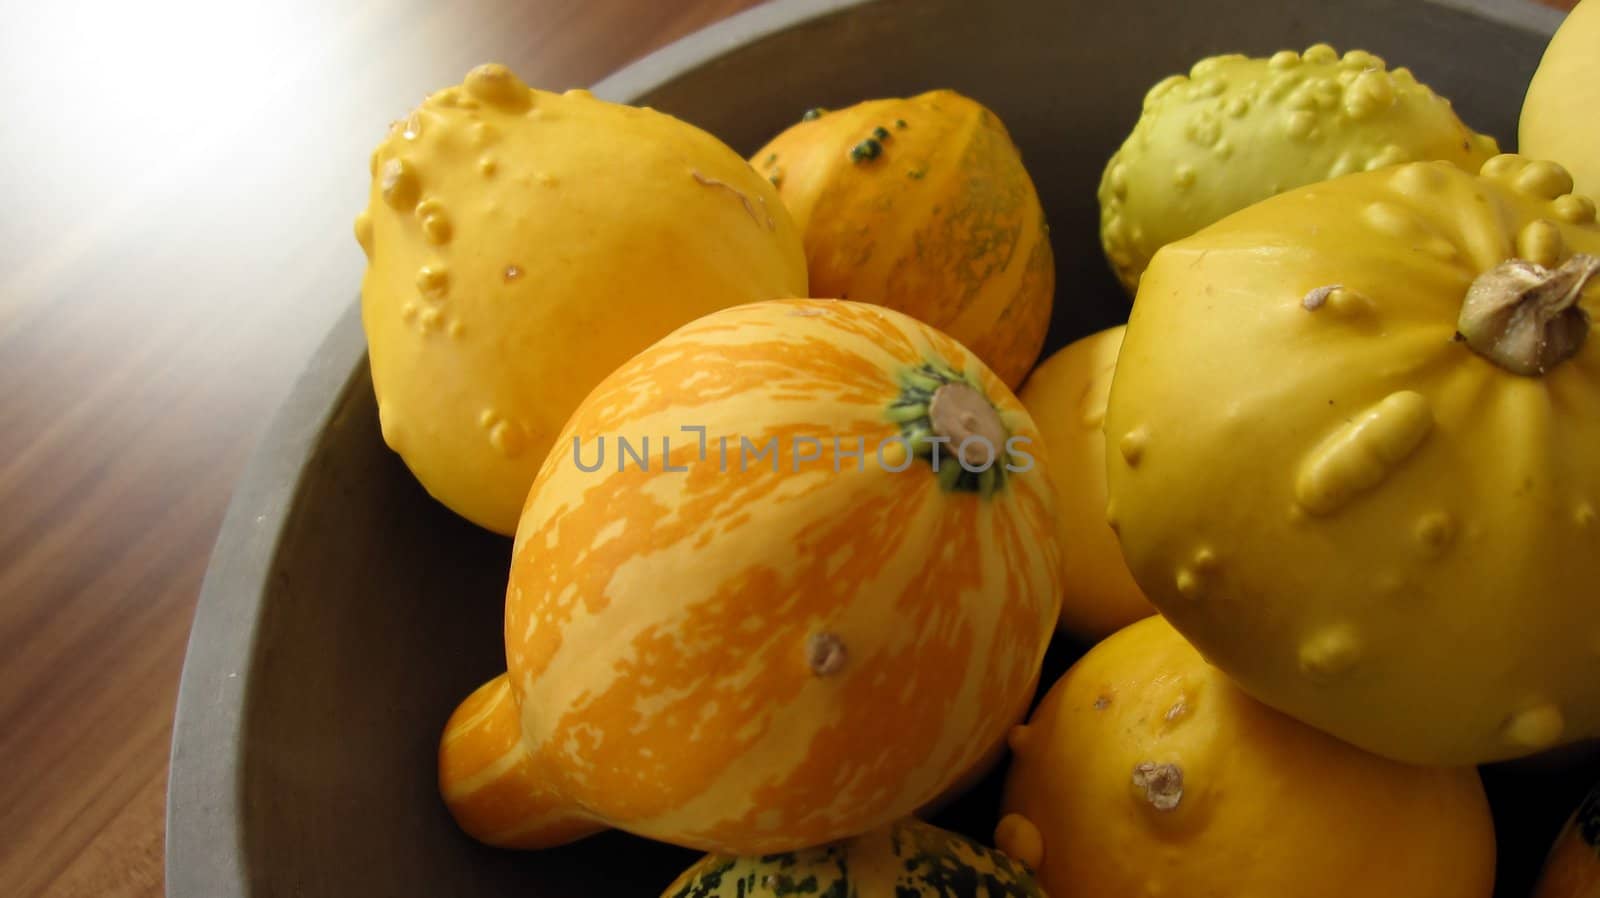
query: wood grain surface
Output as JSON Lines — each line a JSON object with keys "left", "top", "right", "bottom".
{"left": 0, "top": 0, "right": 1578, "bottom": 896}
{"left": 0, "top": 2, "right": 761, "bottom": 895}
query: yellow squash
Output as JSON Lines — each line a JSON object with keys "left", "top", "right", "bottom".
{"left": 753, "top": 91, "right": 1054, "bottom": 389}
{"left": 664, "top": 818, "right": 1045, "bottom": 898}
{"left": 1018, "top": 326, "right": 1154, "bottom": 639}
{"left": 1522, "top": 0, "right": 1600, "bottom": 199}
{"left": 1105, "top": 154, "right": 1600, "bottom": 765}
{"left": 438, "top": 298, "right": 1061, "bottom": 855}
{"left": 997, "top": 615, "right": 1496, "bottom": 898}
{"left": 358, "top": 64, "right": 807, "bottom": 534}
{"left": 1100, "top": 43, "right": 1499, "bottom": 294}
{"left": 1534, "top": 778, "right": 1600, "bottom": 898}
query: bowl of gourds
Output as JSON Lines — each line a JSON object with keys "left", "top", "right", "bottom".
{"left": 167, "top": 0, "right": 1600, "bottom": 895}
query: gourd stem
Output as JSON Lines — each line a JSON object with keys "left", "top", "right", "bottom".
{"left": 928, "top": 383, "right": 1006, "bottom": 467}
{"left": 1457, "top": 253, "right": 1598, "bottom": 376}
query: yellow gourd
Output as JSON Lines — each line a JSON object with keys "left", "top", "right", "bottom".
{"left": 1100, "top": 43, "right": 1498, "bottom": 294}
{"left": 1018, "top": 326, "right": 1154, "bottom": 639}
{"left": 1521, "top": 0, "right": 1600, "bottom": 199}
{"left": 752, "top": 91, "right": 1054, "bottom": 389}
{"left": 997, "top": 615, "right": 1496, "bottom": 898}
{"left": 439, "top": 298, "right": 1061, "bottom": 855}
{"left": 1104, "top": 154, "right": 1600, "bottom": 765}
{"left": 358, "top": 64, "right": 807, "bottom": 534}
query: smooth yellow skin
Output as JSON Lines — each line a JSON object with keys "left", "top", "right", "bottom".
{"left": 1521, "top": 0, "right": 1600, "bottom": 199}
{"left": 998, "top": 615, "right": 1496, "bottom": 898}
{"left": 753, "top": 91, "right": 1055, "bottom": 389}
{"left": 1019, "top": 326, "right": 1154, "bottom": 639}
{"left": 1100, "top": 43, "right": 1499, "bottom": 295}
{"left": 1105, "top": 154, "right": 1600, "bottom": 765}
{"left": 357, "top": 64, "right": 807, "bottom": 533}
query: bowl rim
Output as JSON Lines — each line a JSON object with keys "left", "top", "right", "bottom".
{"left": 164, "top": 0, "right": 1562, "bottom": 894}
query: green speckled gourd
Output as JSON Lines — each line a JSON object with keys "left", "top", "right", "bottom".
{"left": 661, "top": 818, "right": 1044, "bottom": 898}
{"left": 1099, "top": 43, "right": 1499, "bottom": 294}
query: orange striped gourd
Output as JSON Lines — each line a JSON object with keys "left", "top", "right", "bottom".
{"left": 752, "top": 92, "right": 1055, "bottom": 389}
{"left": 438, "top": 298, "right": 1061, "bottom": 855}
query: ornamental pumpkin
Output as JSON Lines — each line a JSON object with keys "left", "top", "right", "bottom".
{"left": 1100, "top": 43, "right": 1498, "bottom": 294}
{"left": 751, "top": 91, "right": 1054, "bottom": 389}
{"left": 438, "top": 298, "right": 1061, "bottom": 854}
{"left": 1534, "top": 777, "right": 1600, "bottom": 898}
{"left": 1019, "top": 326, "right": 1154, "bottom": 639}
{"left": 358, "top": 63, "right": 807, "bottom": 534}
{"left": 1104, "top": 154, "right": 1600, "bottom": 765}
{"left": 996, "top": 615, "right": 1496, "bottom": 898}
{"left": 1521, "top": 0, "right": 1600, "bottom": 199}
{"left": 663, "top": 818, "right": 1045, "bottom": 898}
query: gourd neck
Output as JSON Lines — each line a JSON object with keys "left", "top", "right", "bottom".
{"left": 1457, "top": 253, "right": 1597, "bottom": 376}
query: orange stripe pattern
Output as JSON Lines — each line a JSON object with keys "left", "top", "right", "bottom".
{"left": 439, "top": 298, "right": 1061, "bottom": 854}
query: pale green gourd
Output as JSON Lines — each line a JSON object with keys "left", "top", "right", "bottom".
{"left": 1100, "top": 43, "right": 1498, "bottom": 294}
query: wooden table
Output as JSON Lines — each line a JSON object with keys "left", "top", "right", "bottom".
{"left": 0, "top": 2, "right": 760, "bottom": 894}
{"left": 0, "top": 0, "right": 1578, "bottom": 895}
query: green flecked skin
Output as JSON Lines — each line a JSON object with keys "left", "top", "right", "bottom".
{"left": 1532, "top": 778, "right": 1600, "bottom": 897}
{"left": 888, "top": 362, "right": 1015, "bottom": 497}
{"left": 1099, "top": 42, "right": 1499, "bottom": 295}
{"left": 661, "top": 818, "right": 1044, "bottom": 898}
{"left": 1571, "top": 778, "right": 1600, "bottom": 853}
